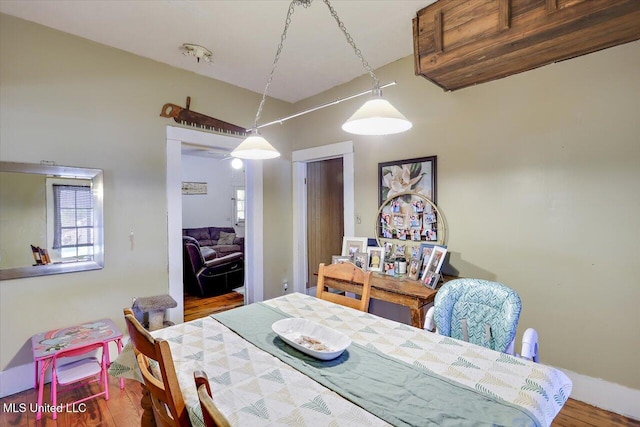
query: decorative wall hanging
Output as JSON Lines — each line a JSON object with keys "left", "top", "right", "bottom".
{"left": 181, "top": 181, "right": 207, "bottom": 195}
{"left": 413, "top": 0, "right": 640, "bottom": 91}
{"left": 160, "top": 96, "right": 248, "bottom": 137}
{"left": 378, "top": 156, "right": 437, "bottom": 206}
{"left": 375, "top": 190, "right": 446, "bottom": 256}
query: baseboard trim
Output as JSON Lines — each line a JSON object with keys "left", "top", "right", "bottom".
{"left": 561, "top": 368, "right": 640, "bottom": 420}
{"left": 0, "top": 362, "right": 33, "bottom": 398}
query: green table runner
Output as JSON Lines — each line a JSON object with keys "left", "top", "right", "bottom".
{"left": 212, "top": 303, "right": 539, "bottom": 427}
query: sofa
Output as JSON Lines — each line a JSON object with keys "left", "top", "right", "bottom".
{"left": 182, "top": 236, "right": 244, "bottom": 297}
{"left": 182, "top": 226, "right": 244, "bottom": 258}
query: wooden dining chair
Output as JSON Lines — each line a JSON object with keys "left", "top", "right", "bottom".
{"left": 316, "top": 262, "right": 373, "bottom": 312}
{"left": 194, "top": 371, "right": 231, "bottom": 427}
{"left": 123, "top": 309, "right": 190, "bottom": 427}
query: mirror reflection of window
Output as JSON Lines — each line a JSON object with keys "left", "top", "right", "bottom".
{"left": 52, "top": 184, "right": 94, "bottom": 261}
{"left": 46, "top": 178, "right": 94, "bottom": 263}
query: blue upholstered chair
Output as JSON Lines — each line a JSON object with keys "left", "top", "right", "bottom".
{"left": 425, "top": 278, "right": 539, "bottom": 361}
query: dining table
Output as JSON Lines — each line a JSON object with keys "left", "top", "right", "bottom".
{"left": 109, "top": 292, "right": 572, "bottom": 427}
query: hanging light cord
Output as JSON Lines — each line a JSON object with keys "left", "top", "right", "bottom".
{"left": 321, "top": 0, "right": 379, "bottom": 89}
{"left": 251, "top": 0, "right": 379, "bottom": 131}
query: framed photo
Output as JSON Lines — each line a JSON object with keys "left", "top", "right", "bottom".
{"left": 422, "top": 271, "right": 440, "bottom": 289}
{"left": 424, "top": 212, "right": 436, "bottom": 224}
{"left": 383, "top": 260, "right": 396, "bottom": 276}
{"left": 418, "top": 243, "right": 435, "bottom": 275}
{"left": 409, "top": 214, "right": 421, "bottom": 228}
{"left": 341, "top": 237, "right": 368, "bottom": 257}
{"left": 383, "top": 242, "right": 394, "bottom": 258}
{"left": 379, "top": 156, "right": 437, "bottom": 206}
{"left": 421, "top": 246, "right": 448, "bottom": 281}
{"left": 331, "top": 255, "right": 351, "bottom": 264}
{"left": 352, "top": 252, "right": 369, "bottom": 270}
{"left": 407, "top": 257, "right": 421, "bottom": 280}
{"left": 392, "top": 214, "right": 406, "bottom": 228}
{"left": 394, "top": 244, "right": 406, "bottom": 258}
{"left": 367, "top": 246, "right": 384, "bottom": 272}
{"left": 382, "top": 227, "right": 393, "bottom": 239}
{"left": 410, "top": 245, "right": 420, "bottom": 259}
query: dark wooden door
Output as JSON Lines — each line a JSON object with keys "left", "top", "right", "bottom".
{"left": 306, "top": 158, "right": 344, "bottom": 289}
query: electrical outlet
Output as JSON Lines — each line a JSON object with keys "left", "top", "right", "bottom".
{"left": 283, "top": 282, "right": 288, "bottom": 293}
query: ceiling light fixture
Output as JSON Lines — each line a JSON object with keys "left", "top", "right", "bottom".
{"left": 181, "top": 43, "right": 213, "bottom": 63}
{"left": 231, "top": 0, "right": 412, "bottom": 160}
{"left": 231, "top": 158, "right": 244, "bottom": 170}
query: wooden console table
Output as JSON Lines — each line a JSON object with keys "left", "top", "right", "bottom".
{"left": 321, "top": 273, "right": 456, "bottom": 328}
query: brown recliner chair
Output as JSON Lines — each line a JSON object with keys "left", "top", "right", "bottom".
{"left": 182, "top": 236, "right": 244, "bottom": 297}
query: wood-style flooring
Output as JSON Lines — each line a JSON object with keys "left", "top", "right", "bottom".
{"left": 1, "top": 376, "right": 638, "bottom": 426}
{"left": 0, "top": 377, "right": 145, "bottom": 427}
{"left": 183, "top": 290, "right": 244, "bottom": 322}
{"left": 2, "top": 293, "right": 638, "bottom": 426}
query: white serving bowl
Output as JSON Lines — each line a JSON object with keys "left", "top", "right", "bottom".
{"left": 272, "top": 318, "right": 351, "bottom": 361}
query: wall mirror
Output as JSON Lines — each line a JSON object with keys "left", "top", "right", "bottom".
{"left": 0, "top": 161, "right": 104, "bottom": 280}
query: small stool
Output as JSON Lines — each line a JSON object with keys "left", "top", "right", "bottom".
{"left": 132, "top": 294, "right": 177, "bottom": 331}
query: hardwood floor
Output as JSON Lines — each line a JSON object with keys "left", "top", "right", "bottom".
{"left": 3, "top": 294, "right": 637, "bottom": 426}
{"left": 552, "top": 399, "right": 640, "bottom": 426}
{"left": 0, "top": 377, "right": 145, "bottom": 427}
{"left": 183, "top": 290, "right": 244, "bottom": 322}
{"left": 1, "top": 375, "right": 638, "bottom": 426}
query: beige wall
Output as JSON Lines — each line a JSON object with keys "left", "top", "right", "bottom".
{"left": 0, "top": 14, "right": 293, "bottom": 369}
{"left": 289, "top": 42, "right": 640, "bottom": 389}
{"left": 2, "top": 10, "right": 639, "bottom": 393}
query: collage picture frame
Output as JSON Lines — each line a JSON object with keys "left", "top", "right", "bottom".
{"left": 378, "top": 193, "right": 441, "bottom": 246}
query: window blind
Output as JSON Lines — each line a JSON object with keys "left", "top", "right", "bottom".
{"left": 52, "top": 185, "right": 93, "bottom": 250}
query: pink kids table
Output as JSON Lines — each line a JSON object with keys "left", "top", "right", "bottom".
{"left": 30, "top": 318, "right": 123, "bottom": 420}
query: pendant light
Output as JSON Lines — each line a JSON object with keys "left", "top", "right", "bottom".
{"left": 231, "top": 0, "right": 411, "bottom": 160}
{"left": 342, "top": 87, "right": 412, "bottom": 135}
{"left": 231, "top": 132, "right": 280, "bottom": 160}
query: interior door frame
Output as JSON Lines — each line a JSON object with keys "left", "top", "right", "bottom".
{"left": 292, "top": 141, "right": 354, "bottom": 294}
{"left": 166, "top": 126, "right": 264, "bottom": 324}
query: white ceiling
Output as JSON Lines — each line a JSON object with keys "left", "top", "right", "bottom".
{"left": 0, "top": 0, "right": 434, "bottom": 103}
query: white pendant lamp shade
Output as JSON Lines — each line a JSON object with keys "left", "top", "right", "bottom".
{"left": 231, "top": 133, "right": 281, "bottom": 160}
{"left": 342, "top": 97, "right": 412, "bottom": 136}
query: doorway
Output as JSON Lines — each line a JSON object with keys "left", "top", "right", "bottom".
{"left": 292, "top": 141, "right": 355, "bottom": 294}
{"left": 306, "top": 158, "right": 344, "bottom": 289}
{"left": 166, "top": 126, "right": 264, "bottom": 325}
{"left": 181, "top": 147, "right": 246, "bottom": 319}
